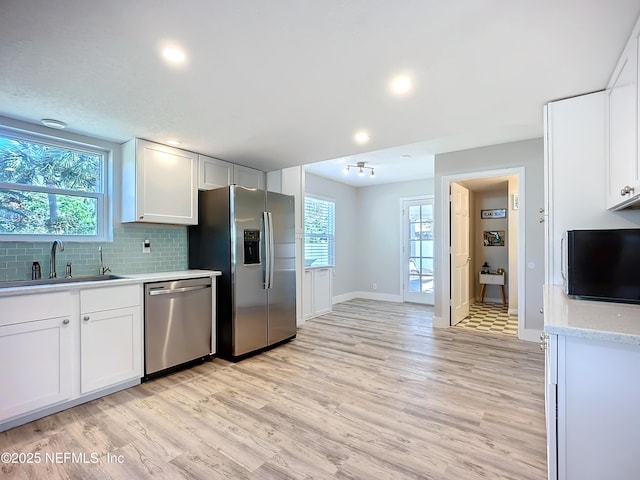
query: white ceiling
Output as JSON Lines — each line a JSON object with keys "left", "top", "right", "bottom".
{"left": 305, "top": 142, "right": 434, "bottom": 186}
{"left": 1, "top": 1, "right": 639, "bottom": 183}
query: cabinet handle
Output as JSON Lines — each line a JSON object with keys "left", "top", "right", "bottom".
{"left": 63, "top": 319, "right": 70, "bottom": 325}
{"left": 139, "top": 215, "right": 144, "bottom": 220}
{"left": 539, "top": 217, "right": 544, "bottom": 223}
{"left": 620, "top": 186, "right": 634, "bottom": 196}
{"left": 539, "top": 208, "right": 545, "bottom": 214}
{"left": 83, "top": 316, "right": 90, "bottom": 321}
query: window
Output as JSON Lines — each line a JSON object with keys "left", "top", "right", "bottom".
{"left": 304, "top": 196, "right": 335, "bottom": 267}
{"left": 0, "top": 129, "right": 110, "bottom": 241}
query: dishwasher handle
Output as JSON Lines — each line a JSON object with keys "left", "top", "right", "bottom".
{"left": 148, "top": 284, "right": 211, "bottom": 296}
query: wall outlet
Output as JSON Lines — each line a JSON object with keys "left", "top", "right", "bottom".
{"left": 143, "top": 239, "right": 151, "bottom": 254}
{"left": 372, "top": 283, "right": 377, "bottom": 290}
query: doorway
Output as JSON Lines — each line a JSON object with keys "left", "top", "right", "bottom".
{"left": 439, "top": 167, "right": 525, "bottom": 338}
{"left": 401, "top": 196, "right": 434, "bottom": 305}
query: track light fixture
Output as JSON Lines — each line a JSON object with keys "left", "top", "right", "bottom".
{"left": 343, "top": 161, "right": 375, "bottom": 178}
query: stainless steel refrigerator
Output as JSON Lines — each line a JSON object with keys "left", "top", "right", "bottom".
{"left": 188, "top": 185, "right": 296, "bottom": 359}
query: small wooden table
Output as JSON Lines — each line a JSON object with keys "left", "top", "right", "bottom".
{"left": 479, "top": 272, "right": 506, "bottom": 305}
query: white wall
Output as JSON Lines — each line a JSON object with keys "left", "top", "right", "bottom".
{"left": 304, "top": 174, "right": 434, "bottom": 301}
{"left": 434, "top": 138, "right": 545, "bottom": 333}
{"left": 356, "top": 179, "right": 434, "bottom": 300}
{"left": 304, "top": 173, "right": 359, "bottom": 297}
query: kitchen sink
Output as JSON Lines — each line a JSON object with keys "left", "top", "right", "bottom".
{"left": 0, "top": 274, "right": 123, "bottom": 289}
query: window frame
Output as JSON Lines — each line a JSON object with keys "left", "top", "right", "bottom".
{"left": 303, "top": 194, "right": 335, "bottom": 268}
{"left": 0, "top": 126, "right": 112, "bottom": 242}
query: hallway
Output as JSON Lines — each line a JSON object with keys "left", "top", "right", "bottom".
{"left": 456, "top": 302, "right": 518, "bottom": 336}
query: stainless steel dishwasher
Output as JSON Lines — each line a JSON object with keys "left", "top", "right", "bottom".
{"left": 144, "top": 277, "right": 212, "bottom": 378}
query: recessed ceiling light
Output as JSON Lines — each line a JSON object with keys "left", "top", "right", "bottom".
{"left": 354, "top": 130, "right": 370, "bottom": 144}
{"left": 390, "top": 74, "right": 413, "bottom": 96}
{"left": 41, "top": 118, "right": 67, "bottom": 129}
{"left": 402, "top": 154, "right": 412, "bottom": 158}
{"left": 167, "top": 139, "right": 182, "bottom": 146}
{"left": 162, "top": 47, "right": 186, "bottom": 63}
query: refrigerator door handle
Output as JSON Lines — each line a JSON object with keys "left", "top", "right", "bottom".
{"left": 263, "top": 211, "right": 270, "bottom": 289}
{"left": 267, "top": 211, "right": 275, "bottom": 289}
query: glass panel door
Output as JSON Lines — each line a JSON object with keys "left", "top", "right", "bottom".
{"left": 402, "top": 197, "right": 434, "bottom": 304}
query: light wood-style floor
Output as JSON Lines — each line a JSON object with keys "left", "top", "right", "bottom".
{"left": 0, "top": 299, "right": 547, "bottom": 480}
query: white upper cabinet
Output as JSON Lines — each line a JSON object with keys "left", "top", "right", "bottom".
{"left": 544, "top": 92, "right": 607, "bottom": 285}
{"left": 122, "top": 139, "right": 198, "bottom": 225}
{"left": 233, "top": 164, "right": 264, "bottom": 189}
{"left": 198, "top": 155, "right": 233, "bottom": 190}
{"left": 199, "top": 155, "right": 264, "bottom": 190}
{"left": 606, "top": 18, "right": 640, "bottom": 210}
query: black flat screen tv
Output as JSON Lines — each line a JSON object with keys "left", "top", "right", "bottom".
{"left": 566, "top": 228, "right": 640, "bottom": 304}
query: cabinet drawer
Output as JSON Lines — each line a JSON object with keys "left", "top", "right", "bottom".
{"left": 80, "top": 284, "right": 141, "bottom": 313}
{"left": 0, "top": 291, "right": 70, "bottom": 327}
{"left": 479, "top": 273, "right": 505, "bottom": 285}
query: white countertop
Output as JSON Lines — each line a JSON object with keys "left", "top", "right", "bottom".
{"left": 544, "top": 284, "right": 640, "bottom": 345}
{"left": 0, "top": 269, "right": 221, "bottom": 297}
{"left": 121, "top": 270, "right": 221, "bottom": 282}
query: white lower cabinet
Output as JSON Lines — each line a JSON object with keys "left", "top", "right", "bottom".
{"left": 546, "top": 333, "right": 640, "bottom": 480}
{"left": 303, "top": 267, "right": 333, "bottom": 319}
{"left": 0, "top": 316, "right": 73, "bottom": 420}
{"left": 80, "top": 284, "right": 142, "bottom": 394}
{"left": 0, "top": 284, "right": 143, "bottom": 431}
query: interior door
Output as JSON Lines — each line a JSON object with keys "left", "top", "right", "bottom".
{"left": 451, "top": 183, "right": 470, "bottom": 325}
{"left": 402, "top": 197, "right": 434, "bottom": 304}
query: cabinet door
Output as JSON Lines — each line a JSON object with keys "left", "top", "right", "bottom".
{"left": 544, "top": 93, "right": 607, "bottom": 285}
{"left": 126, "top": 139, "right": 198, "bottom": 225}
{"left": 313, "top": 268, "right": 333, "bottom": 315}
{"left": 199, "top": 155, "right": 232, "bottom": 190}
{"left": 0, "top": 317, "right": 72, "bottom": 420}
{"left": 303, "top": 269, "right": 313, "bottom": 319}
{"left": 80, "top": 306, "right": 142, "bottom": 394}
{"left": 233, "top": 164, "right": 265, "bottom": 189}
{"left": 559, "top": 336, "right": 640, "bottom": 480}
{"left": 606, "top": 40, "right": 639, "bottom": 209}
{"left": 544, "top": 333, "right": 558, "bottom": 480}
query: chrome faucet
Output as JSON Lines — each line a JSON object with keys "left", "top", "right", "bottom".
{"left": 49, "top": 240, "right": 64, "bottom": 278}
{"left": 98, "top": 246, "right": 111, "bottom": 275}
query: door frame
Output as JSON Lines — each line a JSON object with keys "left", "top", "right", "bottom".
{"left": 438, "top": 167, "right": 526, "bottom": 339}
{"left": 400, "top": 195, "right": 435, "bottom": 305}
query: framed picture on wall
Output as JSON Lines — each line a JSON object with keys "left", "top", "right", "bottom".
{"left": 484, "top": 230, "right": 505, "bottom": 246}
{"left": 481, "top": 208, "right": 506, "bottom": 219}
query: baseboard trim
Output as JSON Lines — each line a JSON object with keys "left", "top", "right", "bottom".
{"left": 333, "top": 291, "right": 402, "bottom": 304}
{"left": 0, "top": 378, "right": 140, "bottom": 433}
{"left": 508, "top": 308, "right": 518, "bottom": 316}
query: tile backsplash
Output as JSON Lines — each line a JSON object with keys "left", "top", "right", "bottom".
{"left": 0, "top": 224, "right": 188, "bottom": 282}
